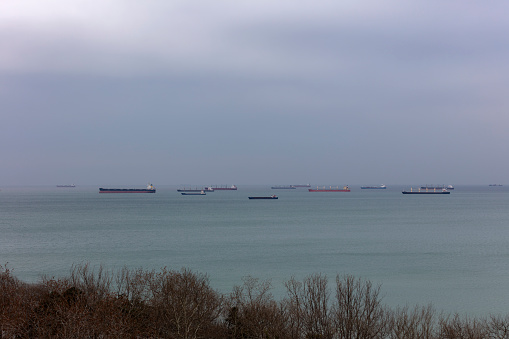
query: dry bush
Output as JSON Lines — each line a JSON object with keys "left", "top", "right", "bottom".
{"left": 438, "top": 313, "right": 489, "bottom": 339}
{"left": 4, "top": 263, "right": 509, "bottom": 339}
{"left": 283, "top": 274, "right": 334, "bottom": 339}
{"left": 387, "top": 304, "right": 436, "bottom": 339}
{"left": 301, "top": 274, "right": 333, "bottom": 339}
{"left": 225, "top": 275, "right": 288, "bottom": 338}
{"left": 1, "top": 264, "right": 45, "bottom": 337}
{"left": 112, "top": 265, "right": 156, "bottom": 336}
{"left": 34, "top": 264, "right": 134, "bottom": 338}
{"left": 148, "top": 267, "right": 223, "bottom": 339}
{"left": 283, "top": 277, "right": 305, "bottom": 338}
{"left": 332, "top": 274, "right": 387, "bottom": 339}
{"left": 488, "top": 314, "right": 509, "bottom": 339}
{"left": 66, "top": 262, "right": 114, "bottom": 303}
{"left": 28, "top": 279, "right": 92, "bottom": 337}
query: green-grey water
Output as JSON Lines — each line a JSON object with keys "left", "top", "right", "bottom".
{"left": 1, "top": 184, "right": 508, "bottom": 316}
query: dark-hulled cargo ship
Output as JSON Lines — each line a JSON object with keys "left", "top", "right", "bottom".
{"left": 177, "top": 187, "right": 211, "bottom": 192}
{"left": 361, "top": 184, "right": 386, "bottom": 189}
{"left": 309, "top": 185, "right": 350, "bottom": 192}
{"left": 402, "top": 188, "right": 450, "bottom": 194}
{"left": 249, "top": 195, "right": 278, "bottom": 199}
{"left": 204, "top": 185, "right": 237, "bottom": 191}
{"left": 99, "top": 183, "right": 156, "bottom": 193}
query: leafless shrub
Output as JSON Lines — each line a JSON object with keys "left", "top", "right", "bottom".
{"left": 282, "top": 274, "right": 334, "bottom": 339}
{"left": 1, "top": 264, "right": 28, "bottom": 336}
{"left": 301, "top": 274, "right": 333, "bottom": 339}
{"left": 148, "top": 267, "right": 223, "bottom": 339}
{"left": 438, "top": 313, "right": 489, "bottom": 339}
{"left": 283, "top": 277, "right": 305, "bottom": 338}
{"left": 66, "top": 262, "right": 113, "bottom": 302}
{"left": 4, "top": 263, "right": 509, "bottom": 338}
{"left": 488, "top": 314, "right": 509, "bottom": 339}
{"left": 225, "top": 275, "right": 288, "bottom": 338}
{"left": 332, "top": 274, "right": 387, "bottom": 339}
{"left": 112, "top": 265, "right": 155, "bottom": 335}
{"left": 388, "top": 304, "right": 436, "bottom": 339}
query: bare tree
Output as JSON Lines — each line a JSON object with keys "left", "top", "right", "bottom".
{"left": 438, "top": 313, "right": 488, "bottom": 339}
{"left": 282, "top": 274, "right": 333, "bottom": 339}
{"left": 225, "top": 275, "right": 288, "bottom": 338}
{"left": 488, "top": 314, "right": 509, "bottom": 339}
{"left": 388, "top": 304, "right": 436, "bottom": 339}
{"left": 332, "top": 274, "right": 387, "bottom": 339}
{"left": 283, "top": 277, "right": 305, "bottom": 338}
{"left": 149, "top": 267, "right": 223, "bottom": 339}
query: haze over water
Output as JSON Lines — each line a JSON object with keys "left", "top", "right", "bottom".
{"left": 1, "top": 184, "right": 508, "bottom": 317}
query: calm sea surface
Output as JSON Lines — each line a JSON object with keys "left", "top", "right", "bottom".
{"left": 1, "top": 184, "right": 508, "bottom": 316}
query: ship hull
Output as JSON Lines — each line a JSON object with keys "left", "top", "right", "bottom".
{"left": 402, "top": 191, "right": 450, "bottom": 194}
{"left": 99, "top": 189, "right": 156, "bottom": 193}
{"left": 205, "top": 186, "right": 237, "bottom": 190}
{"left": 309, "top": 189, "right": 350, "bottom": 192}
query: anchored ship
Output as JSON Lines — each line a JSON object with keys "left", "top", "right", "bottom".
{"left": 99, "top": 183, "right": 156, "bottom": 193}
{"left": 249, "top": 195, "right": 278, "bottom": 199}
{"left": 420, "top": 185, "right": 454, "bottom": 190}
{"left": 309, "top": 185, "right": 350, "bottom": 192}
{"left": 361, "top": 184, "right": 386, "bottom": 189}
{"left": 402, "top": 188, "right": 450, "bottom": 194}
{"left": 271, "top": 185, "right": 296, "bottom": 189}
{"left": 177, "top": 187, "right": 213, "bottom": 192}
{"left": 204, "top": 185, "right": 237, "bottom": 191}
{"left": 181, "top": 190, "right": 206, "bottom": 195}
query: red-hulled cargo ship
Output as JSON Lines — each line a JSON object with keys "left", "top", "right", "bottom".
{"left": 204, "top": 185, "right": 237, "bottom": 191}
{"left": 309, "top": 185, "right": 350, "bottom": 192}
{"left": 99, "top": 183, "right": 156, "bottom": 193}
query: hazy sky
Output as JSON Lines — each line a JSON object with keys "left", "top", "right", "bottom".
{"left": 1, "top": 0, "right": 508, "bottom": 186}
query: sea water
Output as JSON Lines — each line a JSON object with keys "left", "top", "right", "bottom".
{"left": 1, "top": 185, "right": 508, "bottom": 317}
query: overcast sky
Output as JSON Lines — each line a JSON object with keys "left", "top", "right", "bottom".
{"left": 1, "top": 0, "right": 508, "bottom": 186}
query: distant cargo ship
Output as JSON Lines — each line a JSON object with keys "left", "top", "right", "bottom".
{"left": 361, "top": 184, "right": 386, "bottom": 189}
{"left": 177, "top": 187, "right": 213, "bottom": 192}
{"left": 402, "top": 188, "right": 450, "bottom": 194}
{"left": 292, "top": 184, "right": 311, "bottom": 187}
{"left": 204, "top": 185, "right": 237, "bottom": 191}
{"left": 271, "top": 185, "right": 296, "bottom": 189}
{"left": 99, "top": 183, "right": 156, "bottom": 193}
{"left": 420, "top": 185, "right": 454, "bottom": 190}
{"left": 249, "top": 195, "right": 278, "bottom": 199}
{"left": 181, "top": 190, "right": 206, "bottom": 195}
{"left": 57, "top": 184, "right": 76, "bottom": 188}
{"left": 309, "top": 186, "right": 350, "bottom": 192}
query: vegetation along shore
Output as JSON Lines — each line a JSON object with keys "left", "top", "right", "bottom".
{"left": 1, "top": 263, "right": 508, "bottom": 338}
